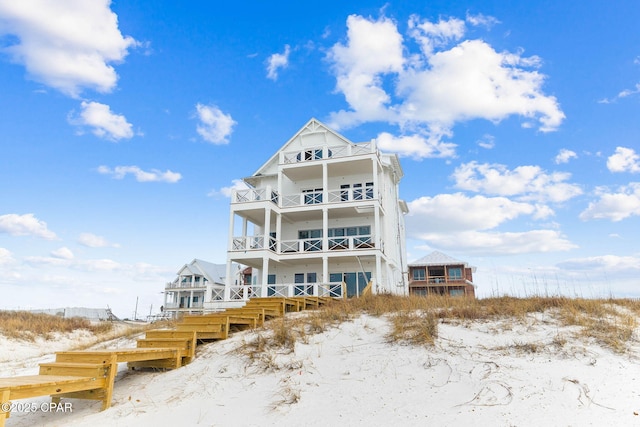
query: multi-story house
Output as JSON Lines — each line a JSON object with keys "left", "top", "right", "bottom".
{"left": 220, "top": 118, "right": 409, "bottom": 304}
{"left": 163, "top": 259, "right": 228, "bottom": 317}
{"left": 408, "top": 251, "right": 476, "bottom": 297}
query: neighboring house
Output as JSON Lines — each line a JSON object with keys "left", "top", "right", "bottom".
{"left": 408, "top": 251, "right": 476, "bottom": 297}
{"left": 222, "top": 118, "right": 409, "bottom": 304}
{"left": 163, "top": 259, "right": 230, "bottom": 317}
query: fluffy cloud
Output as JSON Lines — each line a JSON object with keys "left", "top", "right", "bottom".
{"left": 209, "top": 179, "right": 251, "bottom": 198}
{"left": 69, "top": 101, "right": 134, "bottom": 141}
{"left": 0, "top": 248, "right": 15, "bottom": 264}
{"left": 266, "top": 44, "right": 291, "bottom": 80}
{"left": 557, "top": 254, "right": 640, "bottom": 271}
{"left": 78, "top": 232, "right": 120, "bottom": 248}
{"left": 327, "top": 15, "right": 405, "bottom": 128}
{"left": 407, "top": 193, "right": 537, "bottom": 233}
{"left": 406, "top": 193, "right": 575, "bottom": 255}
{"left": 580, "top": 183, "right": 640, "bottom": 221}
{"left": 452, "top": 161, "right": 582, "bottom": 203}
{"left": 376, "top": 132, "right": 456, "bottom": 159}
{"left": 0, "top": 213, "right": 57, "bottom": 240}
{"left": 417, "top": 229, "right": 576, "bottom": 255}
{"left": 326, "top": 14, "right": 564, "bottom": 158}
{"left": 0, "top": 0, "right": 137, "bottom": 97}
{"left": 51, "top": 246, "right": 74, "bottom": 260}
{"left": 97, "top": 165, "right": 182, "bottom": 183}
{"left": 607, "top": 147, "right": 640, "bottom": 173}
{"left": 554, "top": 149, "right": 577, "bottom": 164}
{"left": 195, "top": 103, "right": 236, "bottom": 144}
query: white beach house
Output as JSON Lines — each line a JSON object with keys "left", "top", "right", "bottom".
{"left": 162, "top": 259, "right": 228, "bottom": 317}
{"left": 220, "top": 118, "right": 409, "bottom": 304}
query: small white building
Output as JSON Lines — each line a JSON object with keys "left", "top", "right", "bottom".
{"left": 222, "top": 118, "right": 409, "bottom": 302}
{"left": 163, "top": 259, "right": 229, "bottom": 317}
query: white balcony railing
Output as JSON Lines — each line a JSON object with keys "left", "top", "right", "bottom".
{"left": 165, "top": 281, "right": 207, "bottom": 289}
{"left": 280, "top": 142, "right": 373, "bottom": 165}
{"left": 233, "top": 235, "right": 374, "bottom": 253}
{"left": 234, "top": 188, "right": 279, "bottom": 205}
{"left": 226, "top": 282, "right": 344, "bottom": 301}
{"left": 164, "top": 301, "right": 204, "bottom": 309}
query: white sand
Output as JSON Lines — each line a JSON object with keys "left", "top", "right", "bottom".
{"left": 2, "top": 313, "right": 639, "bottom": 426}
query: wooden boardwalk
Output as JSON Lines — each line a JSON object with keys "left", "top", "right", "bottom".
{"left": 0, "top": 296, "right": 331, "bottom": 426}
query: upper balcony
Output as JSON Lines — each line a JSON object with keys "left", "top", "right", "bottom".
{"left": 233, "top": 186, "right": 377, "bottom": 209}
{"left": 165, "top": 278, "right": 208, "bottom": 290}
{"left": 231, "top": 234, "right": 375, "bottom": 255}
{"left": 279, "top": 142, "right": 375, "bottom": 165}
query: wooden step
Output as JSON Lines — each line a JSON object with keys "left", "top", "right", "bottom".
{"left": 39, "top": 362, "right": 109, "bottom": 378}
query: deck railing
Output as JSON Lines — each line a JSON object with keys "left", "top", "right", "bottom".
{"left": 280, "top": 142, "right": 373, "bottom": 165}
{"left": 233, "top": 235, "right": 375, "bottom": 253}
{"left": 226, "top": 282, "right": 344, "bottom": 300}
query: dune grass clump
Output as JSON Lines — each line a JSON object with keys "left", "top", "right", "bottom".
{"left": 237, "top": 294, "right": 639, "bottom": 362}
{"left": 0, "top": 310, "right": 115, "bottom": 341}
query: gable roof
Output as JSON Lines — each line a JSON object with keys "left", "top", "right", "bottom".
{"left": 177, "top": 259, "right": 227, "bottom": 285}
{"left": 249, "top": 117, "right": 358, "bottom": 179}
{"left": 410, "top": 251, "right": 472, "bottom": 269}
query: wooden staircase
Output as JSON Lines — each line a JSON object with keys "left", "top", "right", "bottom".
{"left": 0, "top": 296, "right": 332, "bottom": 426}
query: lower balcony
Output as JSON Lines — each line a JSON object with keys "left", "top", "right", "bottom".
{"left": 231, "top": 235, "right": 375, "bottom": 254}
{"left": 224, "top": 282, "right": 344, "bottom": 300}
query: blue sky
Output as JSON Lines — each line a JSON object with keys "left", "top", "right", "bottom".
{"left": 1, "top": 1, "right": 640, "bottom": 317}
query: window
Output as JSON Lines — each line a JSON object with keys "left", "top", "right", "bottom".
{"left": 303, "top": 188, "right": 323, "bottom": 204}
{"left": 365, "top": 182, "right": 374, "bottom": 199}
{"left": 294, "top": 273, "right": 305, "bottom": 284}
{"left": 353, "top": 183, "right": 363, "bottom": 200}
{"left": 412, "top": 268, "right": 426, "bottom": 281}
{"left": 299, "top": 229, "right": 322, "bottom": 251}
{"left": 448, "top": 268, "right": 462, "bottom": 280}
{"left": 307, "top": 272, "right": 317, "bottom": 283}
{"left": 340, "top": 184, "right": 350, "bottom": 201}
{"left": 267, "top": 274, "right": 276, "bottom": 285}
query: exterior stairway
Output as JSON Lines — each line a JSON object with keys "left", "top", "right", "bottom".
{"left": 0, "top": 296, "right": 332, "bottom": 427}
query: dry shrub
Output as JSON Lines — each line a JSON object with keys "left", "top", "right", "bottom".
{"left": 239, "top": 294, "right": 640, "bottom": 361}
{"left": 387, "top": 311, "right": 438, "bottom": 346}
{"left": 0, "top": 310, "right": 115, "bottom": 341}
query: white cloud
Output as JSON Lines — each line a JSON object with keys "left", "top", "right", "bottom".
{"left": 406, "top": 192, "right": 575, "bottom": 255}
{"left": 195, "top": 103, "right": 236, "bottom": 144}
{"left": 51, "top": 246, "right": 74, "bottom": 260}
{"left": 452, "top": 161, "right": 582, "bottom": 203}
{"left": 465, "top": 12, "right": 501, "bottom": 28}
{"left": 97, "top": 165, "right": 182, "bottom": 183}
{"left": 78, "top": 232, "right": 119, "bottom": 248}
{"left": 266, "top": 44, "right": 291, "bottom": 80}
{"left": 0, "top": 0, "right": 137, "bottom": 97}
{"left": 69, "top": 101, "right": 134, "bottom": 141}
{"left": 209, "top": 179, "right": 251, "bottom": 198}
{"left": 326, "top": 14, "right": 564, "bottom": 158}
{"left": 599, "top": 83, "right": 640, "bottom": 104}
{"left": 376, "top": 132, "right": 456, "bottom": 159}
{"left": 417, "top": 229, "right": 576, "bottom": 255}
{"left": 557, "top": 254, "right": 640, "bottom": 271}
{"left": 407, "top": 193, "right": 537, "bottom": 233}
{"left": 0, "top": 213, "right": 57, "bottom": 240}
{"left": 476, "top": 134, "right": 495, "bottom": 149}
{"left": 580, "top": 183, "right": 640, "bottom": 222}
{"left": 408, "top": 15, "right": 465, "bottom": 56}
{"left": 327, "top": 15, "right": 405, "bottom": 128}
{"left": 0, "top": 248, "right": 15, "bottom": 264}
{"left": 554, "top": 148, "right": 577, "bottom": 164}
{"left": 607, "top": 146, "right": 640, "bottom": 173}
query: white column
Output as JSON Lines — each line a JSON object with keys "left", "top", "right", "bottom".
{"left": 264, "top": 206, "right": 272, "bottom": 250}
{"left": 322, "top": 207, "right": 328, "bottom": 253}
{"left": 261, "top": 257, "right": 269, "bottom": 298}
{"left": 276, "top": 213, "right": 282, "bottom": 253}
{"left": 375, "top": 254, "right": 382, "bottom": 294}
